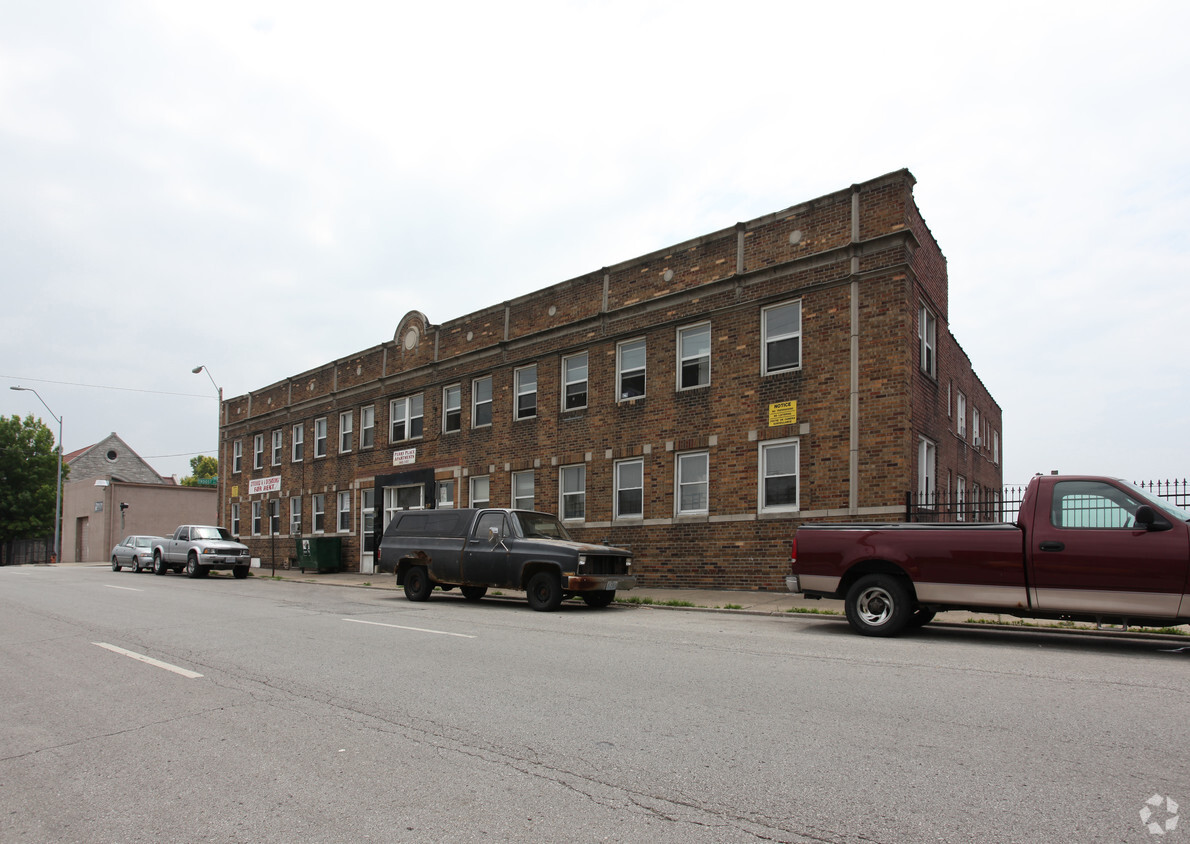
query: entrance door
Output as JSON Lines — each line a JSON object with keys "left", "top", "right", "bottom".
{"left": 359, "top": 488, "right": 375, "bottom": 574}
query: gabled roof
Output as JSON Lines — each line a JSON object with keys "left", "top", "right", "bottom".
{"left": 64, "top": 432, "right": 165, "bottom": 484}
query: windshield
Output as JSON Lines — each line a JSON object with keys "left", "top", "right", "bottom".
{"left": 192, "top": 526, "right": 232, "bottom": 541}
{"left": 134, "top": 537, "right": 153, "bottom": 548}
{"left": 515, "top": 512, "right": 573, "bottom": 541}
{"left": 1123, "top": 480, "right": 1190, "bottom": 522}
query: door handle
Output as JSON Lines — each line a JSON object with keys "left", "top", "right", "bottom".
{"left": 1039, "top": 541, "right": 1065, "bottom": 552}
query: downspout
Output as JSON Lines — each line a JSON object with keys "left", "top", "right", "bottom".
{"left": 849, "top": 186, "right": 861, "bottom": 514}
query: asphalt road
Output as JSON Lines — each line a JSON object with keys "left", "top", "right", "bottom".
{"left": 2, "top": 565, "right": 1187, "bottom": 844}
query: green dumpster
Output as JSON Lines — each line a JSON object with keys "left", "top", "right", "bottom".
{"left": 294, "top": 536, "right": 342, "bottom": 573}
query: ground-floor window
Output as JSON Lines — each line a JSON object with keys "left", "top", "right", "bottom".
{"left": 615, "top": 459, "right": 643, "bottom": 519}
{"left": 560, "top": 465, "right": 586, "bottom": 520}
{"left": 251, "top": 501, "right": 262, "bottom": 536}
{"left": 337, "top": 491, "right": 351, "bottom": 533}
{"left": 676, "top": 452, "right": 709, "bottom": 515}
{"left": 759, "top": 439, "right": 799, "bottom": 513}
{"left": 312, "top": 494, "right": 325, "bottom": 533}
{"left": 231, "top": 503, "right": 240, "bottom": 537}
{"left": 470, "top": 476, "right": 490, "bottom": 508}
{"left": 512, "top": 470, "right": 534, "bottom": 510}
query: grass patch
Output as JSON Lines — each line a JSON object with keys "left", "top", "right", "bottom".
{"left": 784, "top": 606, "right": 842, "bottom": 616}
{"left": 723, "top": 603, "right": 743, "bottom": 610}
{"left": 618, "top": 596, "right": 699, "bottom": 607}
{"left": 965, "top": 617, "right": 1188, "bottom": 635}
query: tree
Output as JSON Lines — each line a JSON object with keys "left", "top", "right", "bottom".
{"left": 0, "top": 414, "right": 64, "bottom": 545}
{"left": 181, "top": 455, "right": 218, "bottom": 487}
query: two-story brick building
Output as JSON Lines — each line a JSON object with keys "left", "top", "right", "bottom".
{"left": 218, "top": 169, "right": 1001, "bottom": 589}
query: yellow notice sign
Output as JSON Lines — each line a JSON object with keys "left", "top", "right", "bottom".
{"left": 768, "top": 400, "right": 797, "bottom": 427}
{"left": 230, "top": 485, "right": 239, "bottom": 497}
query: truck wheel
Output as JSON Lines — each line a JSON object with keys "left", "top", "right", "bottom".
{"left": 233, "top": 566, "right": 249, "bottom": 579}
{"left": 403, "top": 566, "right": 433, "bottom": 602}
{"left": 460, "top": 585, "right": 487, "bottom": 601}
{"left": 133, "top": 558, "right": 143, "bottom": 573}
{"left": 844, "top": 574, "right": 912, "bottom": 637}
{"left": 581, "top": 590, "right": 615, "bottom": 608}
{"left": 526, "top": 572, "right": 563, "bottom": 612}
{"left": 909, "top": 608, "right": 937, "bottom": 628}
{"left": 153, "top": 553, "right": 167, "bottom": 575}
{"left": 111, "top": 557, "right": 121, "bottom": 572}
{"left": 186, "top": 554, "right": 201, "bottom": 579}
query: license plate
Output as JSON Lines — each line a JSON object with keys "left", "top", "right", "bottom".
{"left": 606, "top": 581, "right": 618, "bottom": 590}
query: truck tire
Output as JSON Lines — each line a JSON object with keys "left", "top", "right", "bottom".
{"left": 460, "top": 585, "right": 487, "bottom": 601}
{"left": 233, "top": 566, "right": 249, "bottom": 579}
{"left": 154, "top": 553, "right": 167, "bottom": 575}
{"left": 581, "top": 590, "right": 615, "bottom": 608}
{"left": 844, "top": 574, "right": 912, "bottom": 637}
{"left": 111, "top": 556, "right": 121, "bottom": 572}
{"left": 404, "top": 566, "right": 433, "bottom": 602}
{"left": 526, "top": 571, "right": 563, "bottom": 612}
{"left": 186, "top": 554, "right": 201, "bottom": 579}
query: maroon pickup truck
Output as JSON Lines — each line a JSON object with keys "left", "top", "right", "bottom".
{"left": 786, "top": 475, "right": 1190, "bottom": 637}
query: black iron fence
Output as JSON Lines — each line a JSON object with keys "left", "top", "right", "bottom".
{"left": 907, "top": 479, "right": 1190, "bottom": 523}
{"left": 1, "top": 537, "right": 54, "bottom": 566}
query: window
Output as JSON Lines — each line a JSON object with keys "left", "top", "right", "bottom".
{"left": 515, "top": 366, "right": 537, "bottom": 419}
{"left": 918, "top": 437, "right": 937, "bottom": 507}
{"left": 617, "top": 338, "right": 646, "bottom": 400}
{"left": 993, "top": 431, "right": 1001, "bottom": 465}
{"left": 312, "top": 494, "right": 326, "bottom": 533}
{"left": 361, "top": 405, "right": 375, "bottom": 449}
{"left": 271, "top": 430, "right": 283, "bottom": 466}
{"left": 762, "top": 300, "right": 801, "bottom": 375}
{"left": 269, "top": 500, "right": 281, "bottom": 535}
{"left": 956, "top": 476, "right": 967, "bottom": 521}
{"left": 676, "top": 452, "right": 709, "bottom": 515}
{"left": 472, "top": 377, "right": 492, "bottom": 428}
{"left": 1052, "top": 481, "right": 1143, "bottom": 528}
{"left": 253, "top": 434, "right": 264, "bottom": 469}
{"left": 291, "top": 424, "right": 304, "bottom": 462}
{"left": 313, "top": 417, "right": 327, "bottom": 458}
{"left": 919, "top": 305, "right": 937, "bottom": 378}
{"left": 290, "top": 497, "right": 302, "bottom": 535}
{"left": 251, "top": 501, "right": 262, "bottom": 536}
{"left": 615, "top": 459, "right": 643, "bottom": 519}
{"left": 562, "top": 352, "right": 588, "bottom": 410}
{"left": 760, "top": 439, "right": 799, "bottom": 512}
{"left": 437, "top": 480, "right": 455, "bottom": 509}
{"left": 560, "top": 465, "right": 586, "bottom": 520}
{"left": 443, "top": 385, "right": 461, "bottom": 433}
{"left": 677, "top": 323, "right": 711, "bottom": 390}
{"left": 512, "top": 470, "right": 534, "bottom": 510}
{"left": 233, "top": 440, "right": 242, "bottom": 473}
{"left": 390, "top": 395, "right": 424, "bottom": 442}
{"left": 337, "top": 491, "right": 351, "bottom": 533}
{"left": 231, "top": 503, "right": 240, "bottom": 536}
{"left": 972, "top": 408, "right": 982, "bottom": 447}
{"left": 339, "top": 411, "right": 353, "bottom": 453}
{"left": 469, "top": 476, "right": 490, "bottom": 508}
{"left": 956, "top": 392, "right": 967, "bottom": 440}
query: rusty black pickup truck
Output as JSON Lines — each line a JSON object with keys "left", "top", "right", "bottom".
{"left": 377, "top": 508, "right": 635, "bottom": 611}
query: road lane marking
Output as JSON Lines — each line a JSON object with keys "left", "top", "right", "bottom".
{"left": 342, "top": 618, "right": 475, "bottom": 639}
{"left": 104, "top": 585, "right": 143, "bottom": 592}
{"left": 92, "top": 643, "right": 204, "bottom": 678}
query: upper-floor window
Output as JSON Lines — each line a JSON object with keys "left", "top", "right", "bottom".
{"left": 253, "top": 434, "right": 264, "bottom": 470}
{"left": 271, "top": 429, "right": 283, "bottom": 466}
{"left": 562, "top": 352, "right": 588, "bottom": 410}
{"left": 676, "top": 452, "right": 709, "bottom": 515}
{"left": 443, "top": 385, "right": 462, "bottom": 433}
{"left": 618, "top": 338, "right": 646, "bottom": 400}
{"left": 759, "top": 439, "right": 799, "bottom": 513}
{"left": 339, "top": 411, "right": 353, "bottom": 453}
{"left": 472, "top": 377, "right": 492, "bottom": 428}
{"left": 677, "top": 322, "right": 711, "bottom": 390}
{"left": 956, "top": 392, "right": 967, "bottom": 440}
{"left": 515, "top": 365, "right": 537, "bottom": 419}
{"left": 560, "top": 464, "right": 586, "bottom": 520}
{"left": 762, "top": 300, "right": 801, "bottom": 375}
{"left": 291, "top": 424, "right": 304, "bottom": 462}
{"left": 232, "top": 440, "right": 242, "bottom": 473}
{"left": 919, "top": 305, "right": 937, "bottom": 378}
{"left": 615, "top": 459, "right": 644, "bottom": 519}
{"left": 361, "top": 405, "right": 375, "bottom": 449}
{"left": 390, "top": 395, "right": 424, "bottom": 442}
{"left": 313, "top": 417, "right": 327, "bottom": 458}
{"left": 512, "top": 470, "right": 534, "bottom": 510}
{"left": 973, "top": 408, "right": 982, "bottom": 447}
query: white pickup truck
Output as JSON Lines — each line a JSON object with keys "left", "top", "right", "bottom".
{"left": 153, "top": 525, "right": 251, "bottom": 579}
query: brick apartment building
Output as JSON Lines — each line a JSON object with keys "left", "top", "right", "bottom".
{"left": 218, "top": 169, "right": 1001, "bottom": 590}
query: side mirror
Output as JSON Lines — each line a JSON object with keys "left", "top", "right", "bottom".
{"left": 1135, "top": 505, "right": 1172, "bottom": 532}
{"left": 487, "top": 526, "right": 502, "bottom": 543}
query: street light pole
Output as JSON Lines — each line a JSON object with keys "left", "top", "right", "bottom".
{"left": 10, "top": 386, "right": 63, "bottom": 564}
{"left": 192, "top": 366, "right": 223, "bottom": 526}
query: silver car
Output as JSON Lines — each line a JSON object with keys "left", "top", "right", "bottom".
{"left": 111, "top": 535, "right": 160, "bottom": 572}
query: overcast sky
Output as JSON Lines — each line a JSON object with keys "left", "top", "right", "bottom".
{"left": 2, "top": 1, "right": 1188, "bottom": 489}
